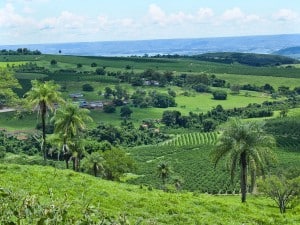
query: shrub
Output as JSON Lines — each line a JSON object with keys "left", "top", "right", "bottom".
{"left": 96, "top": 68, "right": 106, "bottom": 75}
{"left": 50, "top": 59, "right": 57, "bottom": 65}
{"left": 0, "top": 146, "right": 6, "bottom": 158}
{"left": 192, "top": 84, "right": 210, "bottom": 93}
{"left": 212, "top": 90, "right": 227, "bottom": 100}
{"left": 82, "top": 83, "right": 94, "bottom": 92}
{"left": 103, "top": 104, "right": 116, "bottom": 113}
{"left": 91, "top": 62, "right": 97, "bottom": 67}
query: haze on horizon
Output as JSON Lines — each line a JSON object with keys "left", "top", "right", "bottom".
{"left": 1, "top": 0, "right": 300, "bottom": 45}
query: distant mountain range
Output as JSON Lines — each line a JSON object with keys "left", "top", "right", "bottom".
{"left": 1, "top": 34, "right": 300, "bottom": 58}
{"left": 274, "top": 46, "right": 300, "bottom": 59}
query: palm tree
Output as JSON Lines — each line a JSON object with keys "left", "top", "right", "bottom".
{"left": 25, "top": 80, "right": 64, "bottom": 160}
{"left": 51, "top": 102, "right": 92, "bottom": 170}
{"left": 157, "top": 162, "right": 171, "bottom": 185}
{"left": 82, "top": 151, "right": 105, "bottom": 177}
{"left": 211, "top": 119, "right": 276, "bottom": 202}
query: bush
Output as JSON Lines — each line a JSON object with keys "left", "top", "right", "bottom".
{"left": 91, "top": 62, "right": 97, "bottom": 67}
{"left": 0, "top": 146, "right": 6, "bottom": 158}
{"left": 96, "top": 68, "right": 106, "bottom": 75}
{"left": 50, "top": 59, "right": 57, "bottom": 65}
{"left": 82, "top": 83, "right": 94, "bottom": 92}
{"left": 212, "top": 90, "right": 227, "bottom": 100}
{"left": 192, "top": 84, "right": 210, "bottom": 93}
{"left": 103, "top": 104, "right": 116, "bottom": 113}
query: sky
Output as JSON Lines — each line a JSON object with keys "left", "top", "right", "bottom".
{"left": 1, "top": 0, "right": 300, "bottom": 45}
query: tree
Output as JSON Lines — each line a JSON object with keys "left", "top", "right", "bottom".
{"left": 212, "top": 90, "right": 227, "bottom": 100}
{"left": 96, "top": 68, "right": 106, "bottom": 75}
{"left": 258, "top": 175, "right": 300, "bottom": 213}
{"left": 103, "top": 104, "right": 116, "bottom": 113}
{"left": 211, "top": 119, "right": 276, "bottom": 202}
{"left": 161, "top": 110, "right": 181, "bottom": 127}
{"left": 152, "top": 93, "right": 176, "bottom": 108}
{"left": 51, "top": 102, "right": 92, "bottom": 170}
{"left": 25, "top": 80, "right": 64, "bottom": 161}
{"left": 91, "top": 62, "right": 97, "bottom": 67}
{"left": 82, "top": 151, "right": 105, "bottom": 177}
{"left": 102, "top": 148, "right": 135, "bottom": 181}
{"left": 50, "top": 59, "right": 57, "bottom": 65}
{"left": 120, "top": 106, "right": 133, "bottom": 119}
{"left": 82, "top": 83, "right": 94, "bottom": 92}
{"left": 0, "top": 68, "right": 20, "bottom": 109}
{"left": 157, "top": 162, "right": 171, "bottom": 185}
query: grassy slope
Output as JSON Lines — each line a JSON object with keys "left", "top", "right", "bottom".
{"left": 0, "top": 164, "right": 299, "bottom": 225}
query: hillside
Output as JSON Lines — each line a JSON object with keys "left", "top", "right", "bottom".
{"left": 274, "top": 46, "right": 300, "bottom": 59}
{"left": 0, "top": 164, "right": 299, "bottom": 225}
{"left": 192, "top": 52, "right": 298, "bottom": 66}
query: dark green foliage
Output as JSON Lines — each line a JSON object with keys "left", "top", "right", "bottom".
{"left": 294, "top": 86, "right": 300, "bottom": 95}
{"left": 91, "top": 62, "right": 97, "bottom": 67}
{"left": 128, "top": 144, "right": 240, "bottom": 193}
{"left": 102, "top": 148, "right": 136, "bottom": 181}
{"left": 152, "top": 93, "right": 176, "bottom": 108}
{"left": 0, "top": 131, "right": 40, "bottom": 156}
{"left": 50, "top": 59, "right": 57, "bottom": 65}
{"left": 263, "top": 83, "right": 275, "bottom": 93}
{"left": 0, "top": 146, "right": 6, "bottom": 158}
{"left": 211, "top": 119, "right": 276, "bottom": 202}
{"left": 212, "top": 90, "right": 227, "bottom": 100}
{"left": 192, "top": 83, "right": 210, "bottom": 93}
{"left": 95, "top": 67, "right": 106, "bottom": 75}
{"left": 202, "top": 119, "right": 217, "bottom": 132}
{"left": 0, "top": 48, "right": 41, "bottom": 55}
{"left": 167, "top": 89, "right": 176, "bottom": 97}
{"left": 162, "top": 110, "right": 181, "bottom": 127}
{"left": 89, "top": 123, "right": 169, "bottom": 147}
{"left": 120, "top": 105, "right": 133, "bottom": 119}
{"left": 103, "top": 104, "right": 116, "bottom": 113}
{"left": 82, "top": 83, "right": 94, "bottom": 92}
{"left": 264, "top": 117, "right": 300, "bottom": 151}
{"left": 196, "top": 52, "right": 297, "bottom": 66}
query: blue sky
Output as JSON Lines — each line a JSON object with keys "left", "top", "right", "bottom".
{"left": 1, "top": 0, "right": 300, "bottom": 44}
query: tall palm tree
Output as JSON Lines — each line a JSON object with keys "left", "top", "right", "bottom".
{"left": 25, "top": 80, "right": 64, "bottom": 160}
{"left": 51, "top": 102, "right": 92, "bottom": 170}
{"left": 82, "top": 151, "right": 105, "bottom": 177}
{"left": 157, "top": 162, "right": 171, "bottom": 185}
{"left": 211, "top": 119, "right": 276, "bottom": 202}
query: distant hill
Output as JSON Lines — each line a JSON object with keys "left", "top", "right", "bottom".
{"left": 274, "top": 46, "right": 300, "bottom": 59}
{"left": 192, "top": 52, "right": 298, "bottom": 66}
{"left": 1, "top": 33, "right": 300, "bottom": 56}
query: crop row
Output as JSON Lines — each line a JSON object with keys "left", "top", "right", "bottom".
{"left": 161, "top": 132, "right": 218, "bottom": 147}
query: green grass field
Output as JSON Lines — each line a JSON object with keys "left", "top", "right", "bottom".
{"left": 0, "top": 164, "right": 298, "bottom": 224}
{"left": 216, "top": 73, "right": 300, "bottom": 89}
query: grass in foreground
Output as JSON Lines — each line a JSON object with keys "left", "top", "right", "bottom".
{"left": 0, "top": 164, "right": 299, "bottom": 224}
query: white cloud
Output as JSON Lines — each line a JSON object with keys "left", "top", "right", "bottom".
{"left": 0, "top": 3, "right": 34, "bottom": 27}
{"left": 222, "top": 7, "right": 244, "bottom": 21}
{"left": 221, "top": 7, "right": 261, "bottom": 23}
{"left": 148, "top": 4, "right": 167, "bottom": 25}
{"left": 196, "top": 8, "right": 214, "bottom": 21}
{"left": 0, "top": 2, "right": 299, "bottom": 44}
{"left": 273, "top": 9, "right": 298, "bottom": 21}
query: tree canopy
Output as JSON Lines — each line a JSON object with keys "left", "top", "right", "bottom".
{"left": 211, "top": 119, "right": 276, "bottom": 202}
{"left": 0, "top": 68, "right": 20, "bottom": 108}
